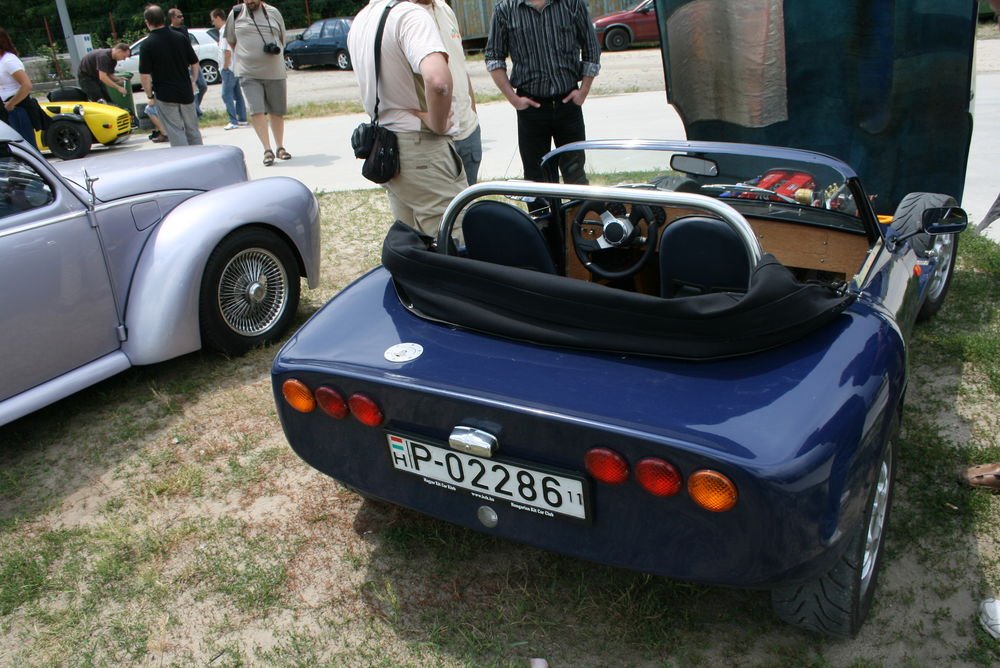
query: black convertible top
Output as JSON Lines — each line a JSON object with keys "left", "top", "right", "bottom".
{"left": 381, "top": 222, "right": 856, "bottom": 360}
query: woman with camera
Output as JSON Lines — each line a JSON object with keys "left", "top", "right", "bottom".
{"left": 224, "top": 0, "right": 290, "bottom": 166}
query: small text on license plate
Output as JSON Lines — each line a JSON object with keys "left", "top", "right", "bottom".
{"left": 386, "top": 434, "right": 587, "bottom": 521}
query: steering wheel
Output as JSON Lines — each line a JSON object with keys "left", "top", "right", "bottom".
{"left": 571, "top": 200, "right": 660, "bottom": 280}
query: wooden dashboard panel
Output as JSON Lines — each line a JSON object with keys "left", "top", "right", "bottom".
{"left": 563, "top": 204, "right": 870, "bottom": 283}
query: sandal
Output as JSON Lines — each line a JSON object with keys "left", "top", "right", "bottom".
{"left": 276, "top": 147, "right": 292, "bottom": 160}
{"left": 958, "top": 463, "right": 1000, "bottom": 491}
{"left": 263, "top": 149, "right": 275, "bottom": 166}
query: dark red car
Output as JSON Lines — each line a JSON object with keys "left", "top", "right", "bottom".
{"left": 593, "top": 0, "right": 659, "bottom": 51}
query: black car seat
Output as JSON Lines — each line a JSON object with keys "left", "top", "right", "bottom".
{"left": 462, "top": 200, "right": 557, "bottom": 274}
{"left": 47, "top": 87, "right": 89, "bottom": 102}
{"left": 659, "top": 215, "right": 752, "bottom": 297}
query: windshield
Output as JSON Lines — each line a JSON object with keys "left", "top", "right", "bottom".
{"left": 542, "top": 140, "right": 867, "bottom": 233}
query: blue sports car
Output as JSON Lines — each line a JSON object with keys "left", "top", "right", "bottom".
{"left": 272, "top": 0, "right": 976, "bottom": 637}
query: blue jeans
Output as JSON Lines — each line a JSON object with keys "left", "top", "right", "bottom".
{"left": 6, "top": 107, "right": 37, "bottom": 148}
{"left": 220, "top": 69, "right": 247, "bottom": 124}
{"left": 453, "top": 124, "right": 482, "bottom": 185}
{"left": 194, "top": 67, "right": 208, "bottom": 117}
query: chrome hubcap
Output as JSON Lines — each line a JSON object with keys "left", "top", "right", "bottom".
{"left": 217, "top": 248, "right": 288, "bottom": 336}
{"left": 860, "top": 446, "right": 892, "bottom": 595}
{"left": 926, "top": 234, "right": 955, "bottom": 301}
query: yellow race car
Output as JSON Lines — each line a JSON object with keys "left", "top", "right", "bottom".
{"left": 34, "top": 86, "right": 133, "bottom": 160}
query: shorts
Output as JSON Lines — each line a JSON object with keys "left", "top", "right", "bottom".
{"left": 240, "top": 77, "right": 287, "bottom": 116}
{"left": 143, "top": 102, "right": 159, "bottom": 118}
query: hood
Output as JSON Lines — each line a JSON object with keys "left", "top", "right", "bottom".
{"left": 54, "top": 144, "right": 248, "bottom": 202}
{"left": 594, "top": 8, "right": 636, "bottom": 27}
{"left": 654, "top": 0, "right": 977, "bottom": 215}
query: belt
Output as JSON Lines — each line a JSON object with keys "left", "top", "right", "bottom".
{"left": 517, "top": 89, "right": 576, "bottom": 103}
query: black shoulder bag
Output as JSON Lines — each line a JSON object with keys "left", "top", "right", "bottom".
{"left": 351, "top": 1, "right": 401, "bottom": 184}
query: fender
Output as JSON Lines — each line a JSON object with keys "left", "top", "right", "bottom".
{"left": 46, "top": 112, "right": 86, "bottom": 123}
{"left": 123, "top": 176, "right": 320, "bottom": 365}
{"left": 604, "top": 23, "right": 635, "bottom": 42}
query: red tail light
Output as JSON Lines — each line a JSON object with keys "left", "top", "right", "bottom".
{"left": 348, "top": 393, "right": 384, "bottom": 427}
{"left": 635, "top": 458, "right": 682, "bottom": 497}
{"left": 585, "top": 448, "right": 629, "bottom": 484}
{"left": 315, "top": 386, "right": 348, "bottom": 419}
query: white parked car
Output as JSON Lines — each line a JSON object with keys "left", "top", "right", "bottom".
{"left": 116, "top": 28, "right": 222, "bottom": 88}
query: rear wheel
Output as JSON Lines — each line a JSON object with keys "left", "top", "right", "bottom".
{"left": 605, "top": 27, "right": 631, "bottom": 51}
{"left": 335, "top": 50, "right": 352, "bottom": 70}
{"left": 199, "top": 228, "right": 301, "bottom": 355}
{"left": 771, "top": 431, "right": 897, "bottom": 637}
{"left": 201, "top": 60, "right": 220, "bottom": 85}
{"left": 45, "top": 119, "right": 92, "bottom": 160}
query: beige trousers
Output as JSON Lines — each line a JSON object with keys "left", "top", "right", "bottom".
{"left": 384, "top": 131, "right": 467, "bottom": 241}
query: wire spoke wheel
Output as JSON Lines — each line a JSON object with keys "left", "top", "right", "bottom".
{"left": 216, "top": 248, "right": 288, "bottom": 336}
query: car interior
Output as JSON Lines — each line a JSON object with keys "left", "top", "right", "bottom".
{"left": 454, "top": 147, "right": 876, "bottom": 301}
{"left": 460, "top": 192, "right": 872, "bottom": 300}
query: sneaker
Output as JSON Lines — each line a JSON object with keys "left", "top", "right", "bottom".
{"left": 150, "top": 134, "right": 168, "bottom": 143}
{"left": 223, "top": 122, "right": 238, "bottom": 131}
{"left": 238, "top": 120, "right": 249, "bottom": 126}
{"left": 148, "top": 130, "right": 161, "bottom": 140}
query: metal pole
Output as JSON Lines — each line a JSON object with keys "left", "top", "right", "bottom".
{"left": 55, "top": 0, "right": 80, "bottom": 78}
{"left": 43, "top": 17, "right": 66, "bottom": 80}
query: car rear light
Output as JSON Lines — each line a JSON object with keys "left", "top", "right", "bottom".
{"left": 282, "top": 379, "right": 315, "bottom": 413}
{"left": 688, "top": 470, "right": 738, "bottom": 512}
{"left": 635, "top": 458, "right": 682, "bottom": 497}
{"left": 585, "top": 447, "right": 629, "bottom": 484}
{"left": 315, "top": 386, "right": 348, "bottom": 419}
{"left": 348, "top": 393, "right": 384, "bottom": 427}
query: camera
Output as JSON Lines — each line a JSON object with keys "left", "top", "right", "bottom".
{"left": 263, "top": 42, "right": 281, "bottom": 55}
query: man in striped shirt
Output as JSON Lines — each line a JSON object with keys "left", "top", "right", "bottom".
{"left": 485, "top": 0, "right": 601, "bottom": 185}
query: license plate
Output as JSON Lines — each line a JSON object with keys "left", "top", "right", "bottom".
{"left": 386, "top": 433, "right": 588, "bottom": 521}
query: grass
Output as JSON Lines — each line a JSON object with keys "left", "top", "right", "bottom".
{"left": 0, "top": 192, "right": 997, "bottom": 666}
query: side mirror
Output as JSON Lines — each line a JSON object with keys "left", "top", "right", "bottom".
{"left": 922, "top": 206, "right": 968, "bottom": 235}
{"left": 296, "top": 33, "right": 304, "bottom": 40}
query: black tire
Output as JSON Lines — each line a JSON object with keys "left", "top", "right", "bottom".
{"left": 335, "top": 50, "right": 352, "bottom": 71}
{"left": 890, "top": 193, "right": 960, "bottom": 321}
{"left": 284, "top": 55, "right": 298, "bottom": 70}
{"left": 771, "top": 429, "right": 897, "bottom": 637}
{"left": 45, "top": 119, "right": 92, "bottom": 160}
{"left": 605, "top": 27, "right": 631, "bottom": 51}
{"left": 201, "top": 60, "right": 220, "bottom": 85}
{"left": 198, "top": 228, "right": 301, "bottom": 356}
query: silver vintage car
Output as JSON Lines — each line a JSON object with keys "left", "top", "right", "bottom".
{"left": 0, "top": 122, "right": 320, "bottom": 427}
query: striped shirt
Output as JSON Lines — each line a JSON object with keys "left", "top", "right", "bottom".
{"left": 485, "top": 0, "right": 601, "bottom": 98}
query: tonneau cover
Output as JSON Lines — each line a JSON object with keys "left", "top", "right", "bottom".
{"left": 382, "top": 222, "right": 855, "bottom": 360}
